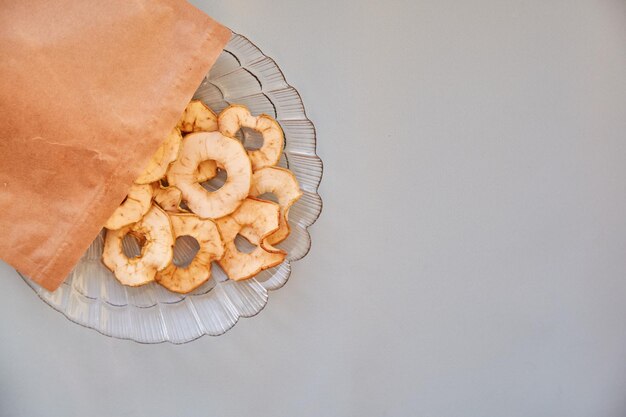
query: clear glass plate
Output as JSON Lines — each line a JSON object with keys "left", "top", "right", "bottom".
{"left": 19, "top": 32, "right": 323, "bottom": 344}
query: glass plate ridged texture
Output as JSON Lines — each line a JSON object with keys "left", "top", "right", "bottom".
{"left": 20, "top": 32, "right": 322, "bottom": 344}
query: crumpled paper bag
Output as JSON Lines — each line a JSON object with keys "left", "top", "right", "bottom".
{"left": 0, "top": 0, "right": 230, "bottom": 291}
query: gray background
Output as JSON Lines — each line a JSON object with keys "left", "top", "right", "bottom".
{"left": 1, "top": 1, "right": 626, "bottom": 416}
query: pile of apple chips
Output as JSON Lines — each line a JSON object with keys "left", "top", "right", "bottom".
{"left": 102, "top": 101, "right": 301, "bottom": 294}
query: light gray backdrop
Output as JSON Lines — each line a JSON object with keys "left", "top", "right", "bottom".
{"left": 1, "top": 1, "right": 626, "bottom": 416}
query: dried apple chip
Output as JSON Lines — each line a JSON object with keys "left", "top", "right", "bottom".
{"left": 155, "top": 214, "right": 223, "bottom": 294}
{"left": 177, "top": 100, "right": 218, "bottom": 133}
{"left": 167, "top": 131, "right": 251, "bottom": 219}
{"left": 218, "top": 105, "right": 284, "bottom": 170}
{"left": 216, "top": 198, "right": 286, "bottom": 281}
{"left": 246, "top": 167, "right": 302, "bottom": 245}
{"left": 102, "top": 205, "right": 174, "bottom": 286}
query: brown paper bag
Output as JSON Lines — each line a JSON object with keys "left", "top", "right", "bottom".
{"left": 0, "top": 0, "right": 230, "bottom": 291}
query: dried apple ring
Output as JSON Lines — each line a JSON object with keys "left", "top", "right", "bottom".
{"left": 246, "top": 167, "right": 302, "bottom": 245}
{"left": 216, "top": 198, "right": 286, "bottom": 281}
{"left": 167, "top": 131, "right": 251, "bottom": 219}
{"left": 177, "top": 100, "right": 218, "bottom": 133}
{"left": 102, "top": 205, "right": 174, "bottom": 286}
{"left": 135, "top": 128, "right": 182, "bottom": 184}
{"left": 104, "top": 183, "right": 152, "bottom": 230}
{"left": 218, "top": 105, "right": 284, "bottom": 170}
{"left": 155, "top": 214, "right": 224, "bottom": 294}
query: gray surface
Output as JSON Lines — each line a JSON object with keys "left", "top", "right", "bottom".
{"left": 1, "top": 1, "right": 626, "bottom": 416}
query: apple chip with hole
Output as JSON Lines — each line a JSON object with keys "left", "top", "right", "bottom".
{"left": 216, "top": 198, "right": 286, "bottom": 281}
{"left": 218, "top": 105, "right": 284, "bottom": 170}
{"left": 155, "top": 214, "right": 223, "bottom": 293}
{"left": 167, "top": 131, "right": 251, "bottom": 219}
{"left": 102, "top": 205, "right": 174, "bottom": 286}
{"left": 246, "top": 167, "right": 302, "bottom": 245}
